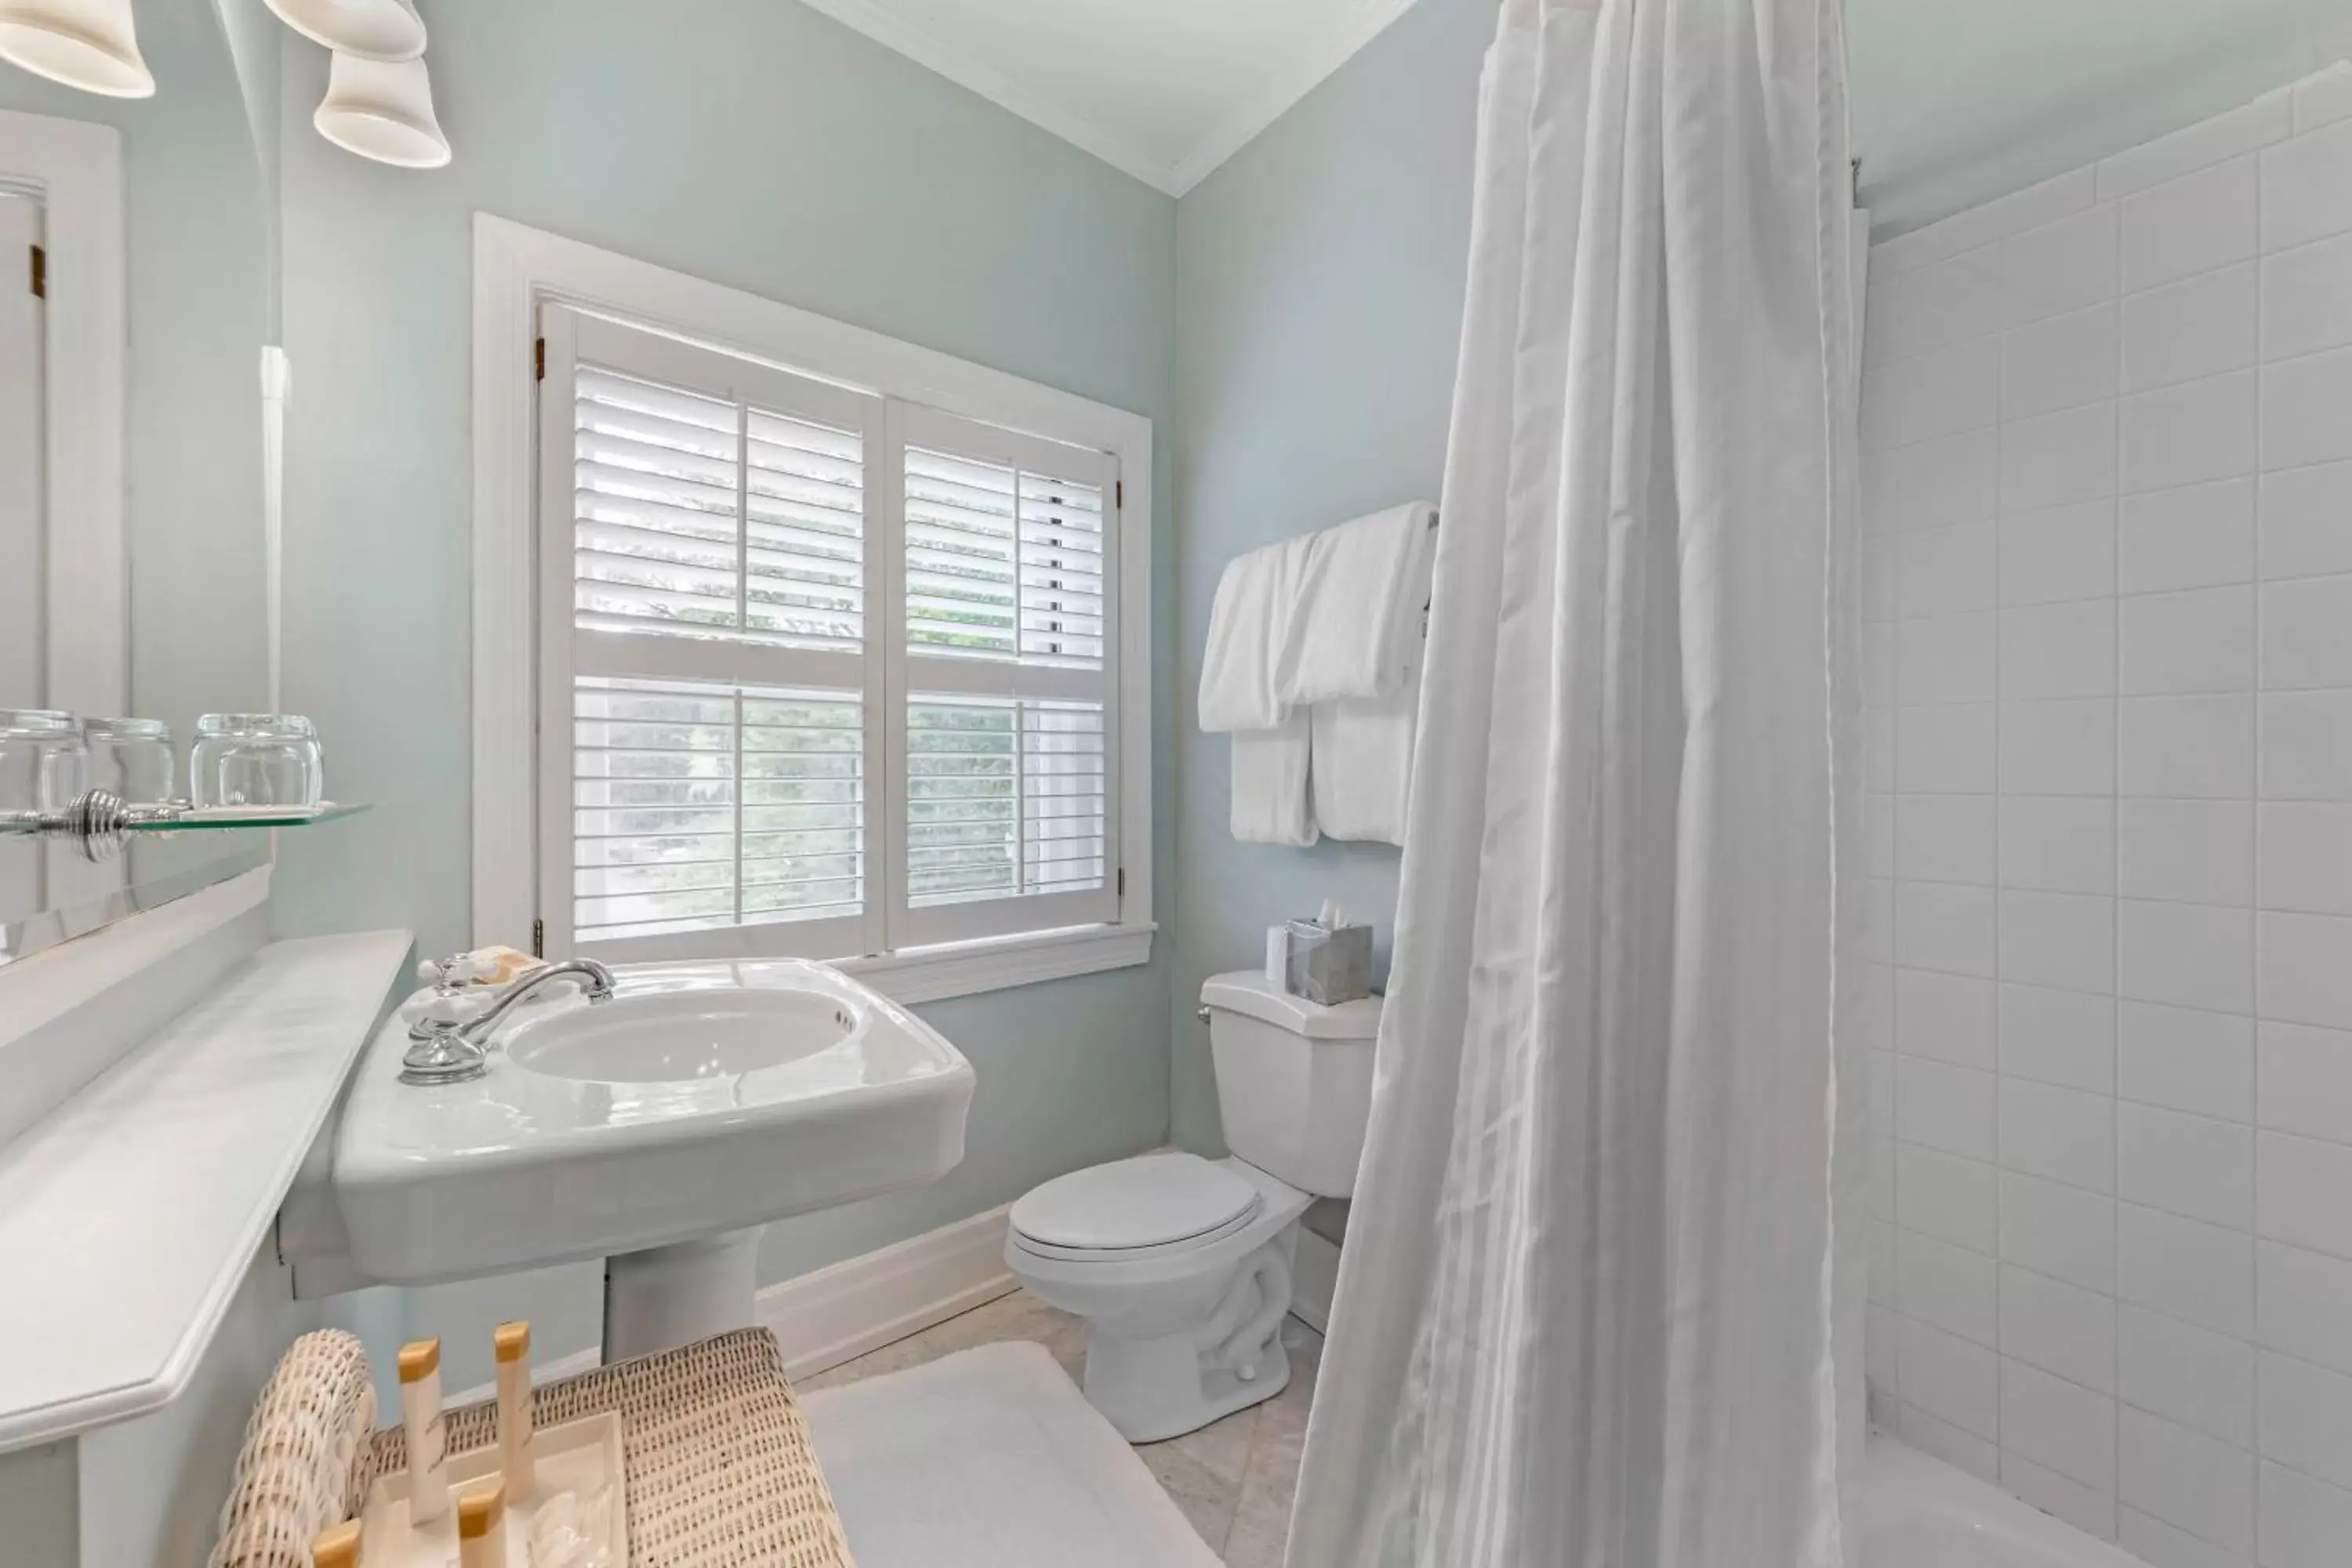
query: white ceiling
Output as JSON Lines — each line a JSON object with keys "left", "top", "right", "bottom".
{"left": 796, "top": 0, "right": 1417, "bottom": 196}
{"left": 804, "top": 0, "right": 2352, "bottom": 220}
{"left": 1850, "top": 0, "right": 2352, "bottom": 232}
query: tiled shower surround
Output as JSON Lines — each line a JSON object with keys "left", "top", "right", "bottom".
{"left": 1862, "top": 64, "right": 2352, "bottom": 1568}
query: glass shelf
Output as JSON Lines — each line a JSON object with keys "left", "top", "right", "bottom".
{"left": 120, "top": 801, "right": 370, "bottom": 832}
{"left": 0, "top": 794, "right": 369, "bottom": 858}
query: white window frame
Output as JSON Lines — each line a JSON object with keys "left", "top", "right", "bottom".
{"left": 472, "top": 215, "right": 1153, "bottom": 1004}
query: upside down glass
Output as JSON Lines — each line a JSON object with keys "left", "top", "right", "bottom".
{"left": 0, "top": 709, "right": 89, "bottom": 814}
{"left": 81, "top": 717, "right": 176, "bottom": 804}
{"left": 191, "top": 713, "right": 323, "bottom": 811}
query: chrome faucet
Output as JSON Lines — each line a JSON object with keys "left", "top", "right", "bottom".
{"left": 400, "top": 958, "right": 619, "bottom": 1086}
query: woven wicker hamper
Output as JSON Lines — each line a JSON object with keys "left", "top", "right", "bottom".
{"left": 209, "top": 1327, "right": 855, "bottom": 1568}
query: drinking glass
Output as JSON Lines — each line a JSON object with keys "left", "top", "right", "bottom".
{"left": 191, "top": 714, "right": 323, "bottom": 811}
{"left": 81, "top": 717, "right": 175, "bottom": 804}
{"left": 0, "top": 710, "right": 88, "bottom": 814}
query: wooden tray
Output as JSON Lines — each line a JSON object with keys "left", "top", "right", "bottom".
{"left": 359, "top": 1411, "right": 627, "bottom": 1566}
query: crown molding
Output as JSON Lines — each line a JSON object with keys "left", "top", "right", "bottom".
{"left": 794, "top": 0, "right": 1418, "bottom": 199}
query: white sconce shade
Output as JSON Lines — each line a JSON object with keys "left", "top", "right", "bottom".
{"left": 0, "top": 0, "right": 154, "bottom": 98}
{"left": 315, "top": 51, "right": 450, "bottom": 169}
{"left": 265, "top": 0, "right": 424, "bottom": 63}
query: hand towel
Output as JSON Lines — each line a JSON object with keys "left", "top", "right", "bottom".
{"left": 1202, "top": 536, "right": 1318, "bottom": 845}
{"left": 1308, "top": 626, "right": 1421, "bottom": 847}
{"left": 1199, "top": 535, "right": 1314, "bottom": 734}
{"left": 1309, "top": 695, "right": 1414, "bottom": 845}
{"left": 1232, "top": 715, "right": 1318, "bottom": 846}
{"left": 1274, "top": 502, "right": 1436, "bottom": 706}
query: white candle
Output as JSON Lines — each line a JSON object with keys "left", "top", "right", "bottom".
{"left": 493, "top": 1320, "right": 535, "bottom": 1503}
{"left": 396, "top": 1338, "right": 448, "bottom": 1525}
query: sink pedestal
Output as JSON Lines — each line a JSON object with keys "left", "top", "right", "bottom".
{"left": 603, "top": 1228, "right": 762, "bottom": 1363}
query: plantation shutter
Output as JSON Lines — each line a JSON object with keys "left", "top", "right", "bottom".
{"left": 537, "top": 306, "right": 887, "bottom": 962}
{"left": 890, "top": 405, "right": 1120, "bottom": 948}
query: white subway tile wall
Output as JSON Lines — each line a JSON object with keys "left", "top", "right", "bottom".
{"left": 1864, "top": 64, "right": 2352, "bottom": 1568}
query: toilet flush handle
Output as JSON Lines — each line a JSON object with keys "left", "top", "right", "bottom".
{"left": 1196, "top": 1006, "right": 1212, "bottom": 1023}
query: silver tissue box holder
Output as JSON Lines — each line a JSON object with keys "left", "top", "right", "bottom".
{"left": 1284, "top": 919, "right": 1372, "bottom": 1005}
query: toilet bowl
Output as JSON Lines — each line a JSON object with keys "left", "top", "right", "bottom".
{"left": 1004, "top": 971, "right": 1381, "bottom": 1442}
{"left": 1008, "top": 1152, "right": 1311, "bottom": 1440}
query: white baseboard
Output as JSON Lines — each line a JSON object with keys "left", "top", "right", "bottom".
{"left": 1290, "top": 1225, "right": 1339, "bottom": 1336}
{"left": 477, "top": 1196, "right": 1325, "bottom": 1398}
{"left": 758, "top": 1204, "right": 1020, "bottom": 1381}
{"left": 464, "top": 1207, "right": 1017, "bottom": 1398}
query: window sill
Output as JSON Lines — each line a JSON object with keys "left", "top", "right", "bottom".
{"left": 834, "top": 920, "right": 1156, "bottom": 1007}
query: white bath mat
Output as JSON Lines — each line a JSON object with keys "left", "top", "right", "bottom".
{"left": 798, "top": 1340, "right": 1223, "bottom": 1568}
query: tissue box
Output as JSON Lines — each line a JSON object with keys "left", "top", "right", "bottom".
{"left": 1284, "top": 920, "right": 1372, "bottom": 1005}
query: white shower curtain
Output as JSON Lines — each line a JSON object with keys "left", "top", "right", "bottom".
{"left": 1283, "top": 0, "right": 1866, "bottom": 1564}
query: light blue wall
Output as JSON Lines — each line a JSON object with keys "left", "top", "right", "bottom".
{"left": 270, "top": 0, "right": 1177, "bottom": 1365}
{"left": 1167, "top": 0, "right": 1494, "bottom": 1150}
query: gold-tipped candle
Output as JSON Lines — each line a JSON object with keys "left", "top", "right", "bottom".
{"left": 456, "top": 1478, "right": 506, "bottom": 1568}
{"left": 310, "top": 1519, "right": 362, "bottom": 1568}
{"left": 493, "top": 1319, "right": 534, "bottom": 1501}
{"left": 396, "top": 1338, "right": 448, "bottom": 1524}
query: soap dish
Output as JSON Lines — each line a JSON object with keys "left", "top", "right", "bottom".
{"left": 358, "top": 1411, "right": 627, "bottom": 1566}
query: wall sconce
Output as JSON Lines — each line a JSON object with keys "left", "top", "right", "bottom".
{"left": 264, "top": 0, "right": 423, "bottom": 62}
{"left": 314, "top": 50, "right": 450, "bottom": 169}
{"left": 0, "top": 0, "right": 153, "bottom": 98}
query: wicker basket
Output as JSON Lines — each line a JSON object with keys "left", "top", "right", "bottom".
{"left": 211, "top": 1327, "right": 855, "bottom": 1568}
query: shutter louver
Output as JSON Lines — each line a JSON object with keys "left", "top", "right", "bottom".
{"left": 905, "top": 447, "right": 1104, "bottom": 670}
{"left": 906, "top": 696, "right": 1107, "bottom": 908}
{"left": 572, "top": 678, "right": 865, "bottom": 940}
{"left": 574, "top": 365, "right": 865, "bottom": 652}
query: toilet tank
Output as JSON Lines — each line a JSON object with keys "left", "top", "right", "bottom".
{"left": 1201, "top": 971, "right": 1381, "bottom": 1197}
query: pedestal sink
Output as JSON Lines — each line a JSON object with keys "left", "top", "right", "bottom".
{"left": 325, "top": 960, "right": 975, "bottom": 1359}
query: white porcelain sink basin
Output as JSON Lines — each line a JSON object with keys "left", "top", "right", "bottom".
{"left": 329, "top": 960, "right": 974, "bottom": 1292}
{"left": 502, "top": 988, "right": 858, "bottom": 1083}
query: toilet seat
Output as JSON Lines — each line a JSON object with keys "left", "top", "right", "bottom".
{"left": 1009, "top": 1152, "right": 1263, "bottom": 1261}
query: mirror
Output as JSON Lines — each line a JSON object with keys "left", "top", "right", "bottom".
{"left": 0, "top": 0, "right": 277, "bottom": 957}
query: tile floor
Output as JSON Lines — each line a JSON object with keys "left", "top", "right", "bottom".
{"left": 798, "top": 1289, "right": 1321, "bottom": 1566}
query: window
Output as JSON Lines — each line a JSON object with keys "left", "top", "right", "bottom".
{"left": 526, "top": 300, "right": 1141, "bottom": 982}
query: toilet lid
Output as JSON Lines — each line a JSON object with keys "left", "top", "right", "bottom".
{"left": 1010, "top": 1152, "right": 1263, "bottom": 1253}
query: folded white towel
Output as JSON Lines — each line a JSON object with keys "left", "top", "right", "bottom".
{"left": 1310, "top": 695, "right": 1414, "bottom": 846}
{"left": 1275, "top": 503, "right": 1436, "bottom": 707}
{"left": 1232, "top": 717, "right": 1316, "bottom": 846}
{"left": 1200, "top": 535, "right": 1314, "bottom": 734}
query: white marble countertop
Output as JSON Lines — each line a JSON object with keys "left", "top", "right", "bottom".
{"left": 0, "top": 930, "right": 411, "bottom": 1453}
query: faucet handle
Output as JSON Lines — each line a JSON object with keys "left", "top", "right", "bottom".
{"left": 418, "top": 953, "right": 495, "bottom": 988}
{"left": 404, "top": 974, "right": 493, "bottom": 1043}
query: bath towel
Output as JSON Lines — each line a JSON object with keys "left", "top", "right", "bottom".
{"left": 1201, "top": 536, "right": 1317, "bottom": 844}
{"left": 1275, "top": 502, "right": 1436, "bottom": 706}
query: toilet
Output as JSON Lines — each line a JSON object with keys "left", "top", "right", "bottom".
{"left": 1004, "top": 971, "right": 1381, "bottom": 1442}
